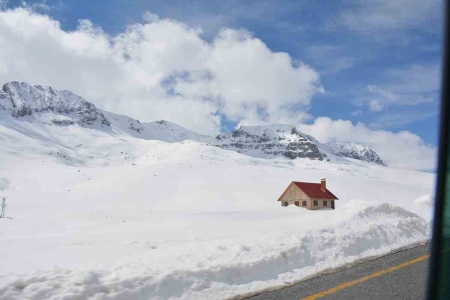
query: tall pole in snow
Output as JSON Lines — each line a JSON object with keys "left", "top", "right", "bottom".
{"left": 0, "top": 197, "right": 6, "bottom": 218}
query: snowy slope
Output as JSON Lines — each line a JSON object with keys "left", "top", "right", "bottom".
{"left": 0, "top": 82, "right": 435, "bottom": 299}
{"left": 102, "top": 110, "right": 213, "bottom": 143}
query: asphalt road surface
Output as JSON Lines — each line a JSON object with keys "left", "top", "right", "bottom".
{"left": 245, "top": 244, "right": 430, "bottom": 300}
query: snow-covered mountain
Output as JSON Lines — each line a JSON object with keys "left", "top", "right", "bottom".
{"left": 327, "top": 142, "right": 386, "bottom": 166}
{"left": 0, "top": 82, "right": 212, "bottom": 143}
{"left": 213, "top": 125, "right": 386, "bottom": 166}
{"left": 0, "top": 81, "right": 110, "bottom": 127}
{"left": 214, "top": 124, "right": 326, "bottom": 161}
{"left": 0, "top": 81, "right": 385, "bottom": 166}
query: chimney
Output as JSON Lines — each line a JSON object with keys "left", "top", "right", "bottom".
{"left": 321, "top": 178, "right": 326, "bottom": 191}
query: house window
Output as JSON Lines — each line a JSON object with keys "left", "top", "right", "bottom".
{"left": 284, "top": 202, "right": 289, "bottom": 207}
{"left": 323, "top": 201, "right": 327, "bottom": 206}
{"left": 313, "top": 200, "right": 318, "bottom": 206}
{"left": 302, "top": 200, "right": 307, "bottom": 207}
{"left": 295, "top": 201, "right": 299, "bottom": 206}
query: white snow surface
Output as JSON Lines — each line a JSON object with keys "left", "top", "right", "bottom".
{"left": 101, "top": 111, "right": 213, "bottom": 143}
{"left": 0, "top": 98, "right": 436, "bottom": 299}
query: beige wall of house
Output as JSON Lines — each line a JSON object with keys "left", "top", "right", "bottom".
{"left": 308, "top": 199, "right": 334, "bottom": 210}
{"left": 280, "top": 183, "right": 310, "bottom": 209}
{"left": 279, "top": 183, "right": 310, "bottom": 202}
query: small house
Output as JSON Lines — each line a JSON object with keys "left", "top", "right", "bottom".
{"left": 278, "top": 179, "right": 338, "bottom": 210}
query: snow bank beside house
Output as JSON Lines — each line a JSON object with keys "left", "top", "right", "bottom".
{"left": 0, "top": 203, "right": 428, "bottom": 300}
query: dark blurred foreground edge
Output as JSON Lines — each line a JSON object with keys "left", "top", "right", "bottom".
{"left": 426, "top": 1, "right": 450, "bottom": 299}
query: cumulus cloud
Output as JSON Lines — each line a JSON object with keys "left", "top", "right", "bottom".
{"left": 0, "top": 8, "right": 322, "bottom": 135}
{"left": 142, "top": 11, "right": 159, "bottom": 23}
{"left": 299, "top": 117, "right": 437, "bottom": 171}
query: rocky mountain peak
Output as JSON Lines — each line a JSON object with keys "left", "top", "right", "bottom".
{"left": 214, "top": 124, "right": 325, "bottom": 160}
{"left": 0, "top": 81, "right": 110, "bottom": 127}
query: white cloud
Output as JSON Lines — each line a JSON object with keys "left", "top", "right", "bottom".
{"left": 332, "top": 0, "right": 441, "bottom": 38}
{"left": 369, "top": 109, "right": 438, "bottom": 129}
{"left": 305, "top": 45, "right": 357, "bottom": 74}
{"left": 360, "top": 63, "right": 440, "bottom": 113}
{"left": 386, "top": 63, "right": 441, "bottom": 95}
{"left": 368, "top": 99, "right": 383, "bottom": 112}
{"left": 139, "top": 0, "right": 301, "bottom": 39}
{"left": 0, "top": 8, "right": 322, "bottom": 135}
{"left": 21, "top": 0, "right": 51, "bottom": 11}
{"left": 299, "top": 117, "right": 436, "bottom": 171}
{"left": 351, "top": 110, "right": 363, "bottom": 116}
{"left": 143, "top": 11, "right": 159, "bottom": 23}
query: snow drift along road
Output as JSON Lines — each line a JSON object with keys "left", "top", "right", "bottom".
{"left": 0, "top": 203, "right": 429, "bottom": 300}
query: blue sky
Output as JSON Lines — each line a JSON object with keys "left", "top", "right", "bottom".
{"left": 0, "top": 0, "right": 442, "bottom": 170}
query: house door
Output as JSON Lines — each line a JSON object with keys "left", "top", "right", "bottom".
{"left": 331, "top": 201, "right": 335, "bottom": 209}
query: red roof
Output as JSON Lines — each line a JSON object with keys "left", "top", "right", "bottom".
{"left": 293, "top": 182, "right": 338, "bottom": 200}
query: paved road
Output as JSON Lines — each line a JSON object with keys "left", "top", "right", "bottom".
{"left": 245, "top": 244, "right": 429, "bottom": 300}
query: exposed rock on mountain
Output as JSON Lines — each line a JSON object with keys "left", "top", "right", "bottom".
{"left": 214, "top": 125, "right": 325, "bottom": 161}
{"left": 0, "top": 82, "right": 110, "bottom": 127}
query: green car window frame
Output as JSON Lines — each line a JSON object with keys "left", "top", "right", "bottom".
{"left": 426, "top": 2, "right": 450, "bottom": 298}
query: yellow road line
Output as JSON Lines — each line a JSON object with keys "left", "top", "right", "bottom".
{"left": 300, "top": 254, "right": 429, "bottom": 300}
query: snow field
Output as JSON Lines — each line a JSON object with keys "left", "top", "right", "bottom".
{"left": 0, "top": 116, "right": 435, "bottom": 299}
